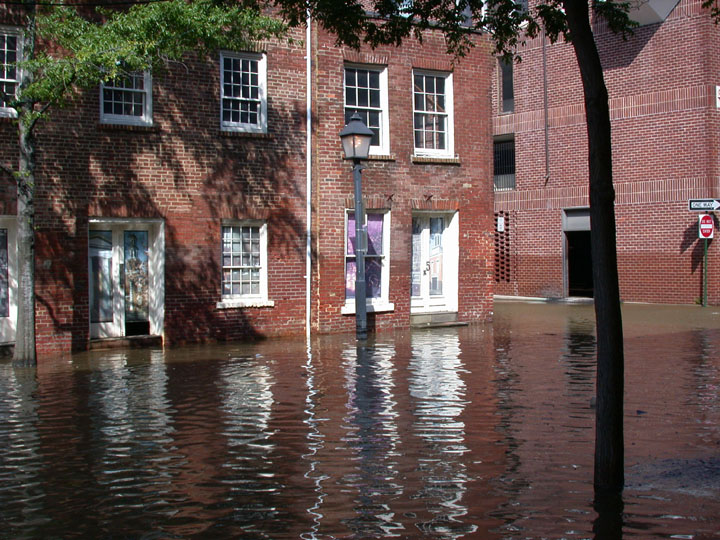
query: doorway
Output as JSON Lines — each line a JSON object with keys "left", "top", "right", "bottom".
{"left": 566, "top": 230, "right": 593, "bottom": 297}
{"left": 411, "top": 212, "right": 458, "bottom": 314}
{"left": 89, "top": 220, "right": 164, "bottom": 339}
{"left": 563, "top": 208, "right": 593, "bottom": 298}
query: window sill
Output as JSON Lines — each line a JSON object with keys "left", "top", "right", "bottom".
{"left": 411, "top": 155, "right": 461, "bottom": 165}
{"left": 98, "top": 122, "right": 159, "bottom": 132}
{"left": 367, "top": 153, "right": 396, "bottom": 162}
{"left": 220, "top": 130, "right": 272, "bottom": 139}
{"left": 341, "top": 301, "right": 395, "bottom": 315}
{"left": 216, "top": 299, "right": 275, "bottom": 309}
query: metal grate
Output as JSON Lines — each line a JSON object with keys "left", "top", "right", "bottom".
{"left": 493, "top": 139, "right": 516, "bottom": 191}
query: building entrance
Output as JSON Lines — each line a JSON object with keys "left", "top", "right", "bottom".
{"left": 566, "top": 230, "right": 593, "bottom": 297}
{"left": 88, "top": 219, "right": 164, "bottom": 339}
{"left": 563, "top": 208, "right": 593, "bottom": 298}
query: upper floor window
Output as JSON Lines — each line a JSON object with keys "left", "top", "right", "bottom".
{"left": 499, "top": 58, "right": 514, "bottom": 113}
{"left": 493, "top": 136, "right": 516, "bottom": 191}
{"left": 396, "top": 0, "right": 414, "bottom": 16}
{"left": 344, "top": 65, "right": 389, "bottom": 155}
{"left": 100, "top": 71, "right": 152, "bottom": 126}
{"left": 220, "top": 52, "right": 267, "bottom": 133}
{"left": 0, "top": 29, "right": 21, "bottom": 118}
{"left": 413, "top": 70, "right": 454, "bottom": 157}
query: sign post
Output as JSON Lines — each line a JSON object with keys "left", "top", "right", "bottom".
{"left": 699, "top": 214, "right": 714, "bottom": 307}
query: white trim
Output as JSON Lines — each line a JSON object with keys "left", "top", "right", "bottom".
{"left": 218, "top": 219, "right": 273, "bottom": 307}
{"left": 99, "top": 71, "right": 153, "bottom": 127}
{"left": 344, "top": 64, "right": 390, "bottom": 155}
{"left": 216, "top": 299, "right": 275, "bottom": 309}
{"left": 412, "top": 69, "right": 454, "bottom": 158}
{"left": 0, "top": 26, "right": 22, "bottom": 119}
{"left": 220, "top": 51, "right": 267, "bottom": 133}
{"left": 410, "top": 211, "right": 459, "bottom": 314}
{"left": 88, "top": 218, "right": 165, "bottom": 339}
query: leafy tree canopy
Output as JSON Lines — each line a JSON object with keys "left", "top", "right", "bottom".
{"left": 266, "top": 0, "right": 719, "bottom": 60}
{"left": 12, "top": 0, "right": 287, "bottom": 113}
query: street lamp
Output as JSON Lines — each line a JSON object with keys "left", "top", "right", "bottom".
{"left": 339, "top": 113, "right": 374, "bottom": 340}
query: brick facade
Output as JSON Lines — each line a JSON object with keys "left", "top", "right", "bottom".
{"left": 0, "top": 14, "right": 495, "bottom": 357}
{"left": 493, "top": 0, "right": 720, "bottom": 305}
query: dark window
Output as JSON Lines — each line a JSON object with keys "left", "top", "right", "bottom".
{"left": 500, "top": 59, "right": 514, "bottom": 113}
{"left": 493, "top": 138, "right": 516, "bottom": 191}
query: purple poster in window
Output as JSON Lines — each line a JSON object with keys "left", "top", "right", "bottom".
{"left": 0, "top": 230, "right": 7, "bottom": 318}
{"left": 366, "top": 214, "right": 383, "bottom": 256}
{"left": 347, "top": 214, "right": 356, "bottom": 255}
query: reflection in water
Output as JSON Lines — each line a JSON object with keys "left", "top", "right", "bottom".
{"left": 341, "top": 343, "right": 403, "bottom": 537}
{"left": 1, "top": 302, "right": 719, "bottom": 538}
{"left": 409, "top": 331, "right": 476, "bottom": 537}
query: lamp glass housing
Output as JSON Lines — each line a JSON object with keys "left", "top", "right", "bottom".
{"left": 339, "top": 114, "right": 374, "bottom": 160}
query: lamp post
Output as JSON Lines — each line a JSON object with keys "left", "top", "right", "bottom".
{"left": 339, "top": 113, "right": 374, "bottom": 340}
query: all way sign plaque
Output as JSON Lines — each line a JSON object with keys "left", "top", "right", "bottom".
{"left": 688, "top": 199, "right": 720, "bottom": 211}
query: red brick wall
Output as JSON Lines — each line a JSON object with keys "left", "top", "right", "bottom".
{"left": 493, "top": 0, "right": 720, "bottom": 305}
{"left": 1, "top": 26, "right": 310, "bottom": 355}
{"left": 2, "top": 16, "right": 497, "bottom": 356}
{"left": 313, "top": 26, "right": 495, "bottom": 334}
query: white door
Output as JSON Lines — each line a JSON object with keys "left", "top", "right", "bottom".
{"left": 89, "top": 221, "right": 164, "bottom": 339}
{"left": 0, "top": 217, "right": 17, "bottom": 343}
{"left": 411, "top": 213, "right": 459, "bottom": 314}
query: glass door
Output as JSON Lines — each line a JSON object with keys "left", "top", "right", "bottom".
{"left": 411, "top": 213, "right": 458, "bottom": 314}
{"left": 89, "top": 225, "right": 151, "bottom": 338}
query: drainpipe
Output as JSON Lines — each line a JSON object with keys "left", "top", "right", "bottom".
{"left": 305, "top": 11, "right": 312, "bottom": 340}
{"left": 543, "top": 30, "right": 550, "bottom": 185}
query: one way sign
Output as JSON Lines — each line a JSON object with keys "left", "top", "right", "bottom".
{"left": 688, "top": 199, "right": 720, "bottom": 211}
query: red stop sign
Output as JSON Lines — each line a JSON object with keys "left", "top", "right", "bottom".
{"left": 699, "top": 214, "right": 714, "bottom": 239}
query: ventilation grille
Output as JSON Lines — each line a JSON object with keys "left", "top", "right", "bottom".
{"left": 495, "top": 211, "right": 511, "bottom": 283}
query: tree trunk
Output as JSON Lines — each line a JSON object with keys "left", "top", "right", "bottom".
{"left": 13, "top": 1, "right": 37, "bottom": 367}
{"left": 562, "top": 0, "right": 625, "bottom": 496}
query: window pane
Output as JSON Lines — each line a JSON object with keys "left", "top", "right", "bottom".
{"left": 346, "top": 213, "right": 356, "bottom": 255}
{"left": 411, "top": 219, "right": 422, "bottom": 297}
{"left": 366, "top": 213, "right": 383, "bottom": 255}
{"left": 345, "top": 259, "right": 356, "bottom": 299}
{"left": 366, "top": 257, "right": 382, "bottom": 298}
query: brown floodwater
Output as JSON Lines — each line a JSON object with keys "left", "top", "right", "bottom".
{"left": 1, "top": 301, "right": 719, "bottom": 539}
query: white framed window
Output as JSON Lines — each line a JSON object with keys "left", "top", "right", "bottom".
{"left": 0, "top": 27, "right": 21, "bottom": 118}
{"left": 342, "top": 210, "right": 394, "bottom": 314}
{"left": 100, "top": 71, "right": 152, "bottom": 126}
{"left": 395, "top": 0, "right": 414, "bottom": 17}
{"left": 217, "top": 221, "right": 273, "bottom": 309}
{"left": 412, "top": 70, "right": 454, "bottom": 157}
{"left": 344, "top": 65, "right": 390, "bottom": 155}
{"left": 220, "top": 51, "right": 267, "bottom": 133}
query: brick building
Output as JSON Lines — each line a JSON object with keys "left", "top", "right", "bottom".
{"left": 492, "top": 0, "right": 720, "bottom": 305}
{"left": 0, "top": 13, "right": 494, "bottom": 356}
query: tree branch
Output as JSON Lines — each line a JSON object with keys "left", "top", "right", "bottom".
{"left": 0, "top": 162, "right": 17, "bottom": 180}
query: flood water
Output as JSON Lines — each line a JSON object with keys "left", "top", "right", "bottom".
{"left": 1, "top": 301, "right": 719, "bottom": 539}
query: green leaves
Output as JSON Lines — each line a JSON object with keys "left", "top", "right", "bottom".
{"left": 17, "top": 0, "right": 287, "bottom": 108}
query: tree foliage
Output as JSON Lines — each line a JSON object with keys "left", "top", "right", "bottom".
{"left": 2, "top": 0, "right": 287, "bottom": 366}
{"left": 8, "top": 0, "right": 286, "bottom": 122}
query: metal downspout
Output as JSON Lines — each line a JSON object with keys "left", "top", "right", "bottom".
{"left": 305, "top": 12, "right": 312, "bottom": 340}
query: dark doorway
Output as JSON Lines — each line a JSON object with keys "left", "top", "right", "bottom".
{"left": 567, "top": 231, "right": 593, "bottom": 297}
